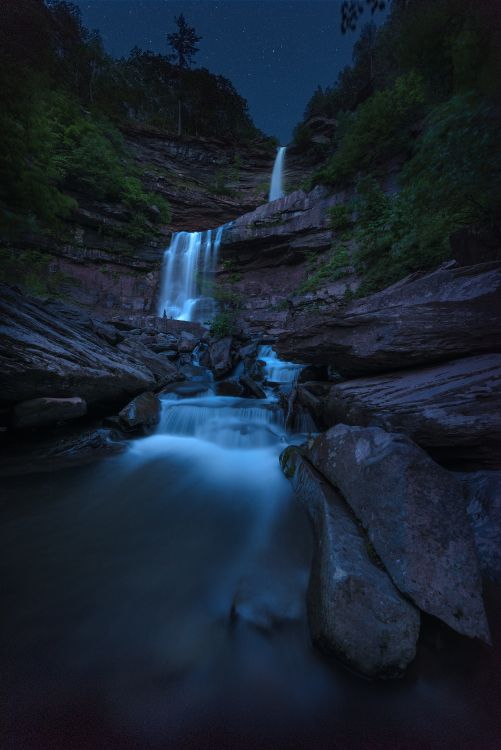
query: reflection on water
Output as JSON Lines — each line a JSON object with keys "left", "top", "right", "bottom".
{"left": 2, "top": 382, "right": 501, "bottom": 749}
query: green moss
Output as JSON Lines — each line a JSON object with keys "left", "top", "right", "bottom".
{"left": 279, "top": 447, "right": 297, "bottom": 479}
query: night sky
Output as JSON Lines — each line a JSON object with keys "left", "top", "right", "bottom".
{"left": 75, "top": 1, "right": 388, "bottom": 143}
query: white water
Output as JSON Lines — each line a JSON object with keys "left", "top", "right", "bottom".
{"left": 258, "top": 345, "right": 302, "bottom": 385}
{"left": 157, "top": 225, "right": 225, "bottom": 323}
{"left": 268, "top": 146, "right": 286, "bottom": 202}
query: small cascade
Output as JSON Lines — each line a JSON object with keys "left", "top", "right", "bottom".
{"left": 157, "top": 225, "right": 225, "bottom": 323}
{"left": 158, "top": 395, "right": 285, "bottom": 449}
{"left": 258, "top": 345, "right": 302, "bottom": 385}
{"left": 269, "top": 146, "right": 287, "bottom": 202}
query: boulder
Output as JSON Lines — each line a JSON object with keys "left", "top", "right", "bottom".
{"left": 0, "top": 426, "right": 125, "bottom": 477}
{"left": 177, "top": 330, "right": 198, "bottom": 353}
{"left": 116, "top": 339, "right": 181, "bottom": 388}
{"left": 209, "top": 337, "right": 233, "bottom": 379}
{"left": 460, "top": 471, "right": 501, "bottom": 583}
{"left": 13, "top": 397, "right": 87, "bottom": 429}
{"left": 306, "top": 425, "right": 490, "bottom": 643}
{"left": 276, "top": 262, "right": 501, "bottom": 376}
{"left": 215, "top": 380, "right": 245, "bottom": 397}
{"left": 280, "top": 447, "right": 420, "bottom": 678}
{"left": 0, "top": 285, "right": 158, "bottom": 407}
{"left": 118, "top": 392, "right": 161, "bottom": 432}
{"left": 239, "top": 374, "right": 266, "bottom": 399}
{"left": 324, "top": 354, "right": 501, "bottom": 468}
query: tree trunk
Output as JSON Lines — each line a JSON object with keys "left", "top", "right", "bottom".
{"left": 177, "top": 98, "right": 182, "bottom": 136}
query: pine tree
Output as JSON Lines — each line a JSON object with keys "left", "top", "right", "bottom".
{"left": 167, "top": 14, "right": 202, "bottom": 134}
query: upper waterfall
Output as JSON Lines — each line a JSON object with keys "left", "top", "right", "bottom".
{"left": 268, "top": 146, "right": 286, "bottom": 202}
{"left": 157, "top": 225, "right": 225, "bottom": 324}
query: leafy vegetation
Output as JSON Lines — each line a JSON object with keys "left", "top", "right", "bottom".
{"left": 0, "top": 0, "right": 263, "bottom": 241}
{"left": 209, "top": 311, "right": 237, "bottom": 339}
{"left": 294, "top": 0, "right": 501, "bottom": 295}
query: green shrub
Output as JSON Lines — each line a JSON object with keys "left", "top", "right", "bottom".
{"left": 209, "top": 311, "right": 236, "bottom": 338}
{"left": 313, "top": 72, "right": 426, "bottom": 186}
{"left": 328, "top": 203, "right": 353, "bottom": 232}
{"left": 298, "top": 246, "right": 351, "bottom": 294}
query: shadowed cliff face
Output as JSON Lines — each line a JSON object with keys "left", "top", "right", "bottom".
{"left": 0, "top": 126, "right": 279, "bottom": 317}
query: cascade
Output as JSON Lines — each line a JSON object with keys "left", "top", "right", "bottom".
{"left": 157, "top": 225, "right": 225, "bottom": 323}
{"left": 268, "top": 146, "right": 286, "bottom": 201}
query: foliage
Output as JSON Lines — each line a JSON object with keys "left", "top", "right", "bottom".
{"left": 298, "top": 246, "right": 352, "bottom": 294}
{"left": 209, "top": 311, "right": 236, "bottom": 338}
{"left": 351, "top": 95, "right": 501, "bottom": 295}
{"left": 312, "top": 72, "right": 425, "bottom": 185}
{"left": 167, "top": 14, "right": 202, "bottom": 69}
{"left": 328, "top": 204, "right": 354, "bottom": 232}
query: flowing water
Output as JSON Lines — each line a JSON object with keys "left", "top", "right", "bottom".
{"left": 269, "top": 146, "right": 286, "bottom": 201}
{"left": 157, "top": 225, "right": 225, "bottom": 323}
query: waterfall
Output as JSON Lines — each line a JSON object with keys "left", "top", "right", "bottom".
{"left": 268, "top": 146, "right": 286, "bottom": 202}
{"left": 157, "top": 225, "right": 225, "bottom": 324}
{"left": 258, "top": 345, "right": 302, "bottom": 384}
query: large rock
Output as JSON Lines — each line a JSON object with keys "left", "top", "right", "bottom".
{"left": 280, "top": 447, "right": 420, "bottom": 678}
{"left": 220, "top": 186, "right": 339, "bottom": 268}
{"left": 13, "top": 397, "right": 87, "bottom": 429}
{"left": 324, "top": 354, "right": 501, "bottom": 468}
{"left": 0, "top": 285, "right": 159, "bottom": 407}
{"left": 460, "top": 471, "right": 501, "bottom": 583}
{"left": 306, "top": 425, "right": 490, "bottom": 643}
{"left": 118, "top": 392, "right": 161, "bottom": 432}
{"left": 276, "top": 262, "right": 501, "bottom": 376}
{"left": 0, "top": 426, "right": 125, "bottom": 477}
{"left": 209, "top": 337, "right": 233, "bottom": 379}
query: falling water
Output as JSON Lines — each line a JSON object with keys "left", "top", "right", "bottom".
{"left": 157, "top": 225, "right": 225, "bottom": 323}
{"left": 258, "top": 345, "right": 302, "bottom": 384}
{"left": 268, "top": 146, "right": 286, "bottom": 201}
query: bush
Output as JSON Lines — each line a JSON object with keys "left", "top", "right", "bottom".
{"left": 209, "top": 311, "right": 236, "bottom": 338}
{"left": 313, "top": 72, "right": 426, "bottom": 186}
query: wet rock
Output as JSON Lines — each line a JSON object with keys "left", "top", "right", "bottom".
{"left": 160, "top": 382, "right": 211, "bottom": 398}
{"left": 280, "top": 447, "right": 420, "bottom": 678}
{"left": 460, "top": 471, "right": 501, "bottom": 583}
{"left": 116, "top": 339, "right": 181, "bottom": 388}
{"left": 209, "top": 336, "right": 233, "bottom": 379}
{"left": 276, "top": 262, "right": 501, "bottom": 376}
{"left": 159, "top": 350, "right": 178, "bottom": 361}
{"left": 149, "top": 333, "right": 178, "bottom": 353}
{"left": 324, "top": 353, "right": 501, "bottom": 469}
{"left": 215, "top": 380, "right": 245, "bottom": 397}
{"left": 13, "top": 397, "right": 87, "bottom": 429}
{"left": 178, "top": 330, "right": 199, "bottom": 353}
{"left": 307, "top": 425, "right": 490, "bottom": 643}
{"left": 239, "top": 374, "right": 266, "bottom": 399}
{"left": 118, "top": 391, "right": 161, "bottom": 432}
{"left": 0, "top": 285, "right": 158, "bottom": 407}
{"left": 0, "top": 426, "right": 125, "bottom": 477}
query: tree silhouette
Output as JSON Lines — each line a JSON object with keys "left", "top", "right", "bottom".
{"left": 167, "top": 14, "right": 202, "bottom": 69}
{"left": 341, "top": 0, "right": 388, "bottom": 33}
{"left": 167, "top": 14, "right": 202, "bottom": 136}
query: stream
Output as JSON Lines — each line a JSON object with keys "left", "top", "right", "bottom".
{"left": 2, "top": 348, "right": 501, "bottom": 749}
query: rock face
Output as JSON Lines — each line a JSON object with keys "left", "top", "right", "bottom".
{"left": 209, "top": 337, "right": 234, "bottom": 379}
{"left": 0, "top": 426, "right": 125, "bottom": 477}
{"left": 307, "top": 425, "right": 490, "bottom": 643}
{"left": 276, "top": 262, "right": 501, "bottom": 376}
{"left": 460, "top": 471, "right": 501, "bottom": 583}
{"left": 13, "top": 397, "right": 87, "bottom": 429}
{"left": 323, "top": 353, "right": 501, "bottom": 468}
{"left": 1, "top": 127, "right": 277, "bottom": 318}
{"left": 118, "top": 392, "right": 161, "bottom": 432}
{"left": 0, "top": 284, "right": 178, "bottom": 409}
{"left": 280, "top": 447, "right": 420, "bottom": 678}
